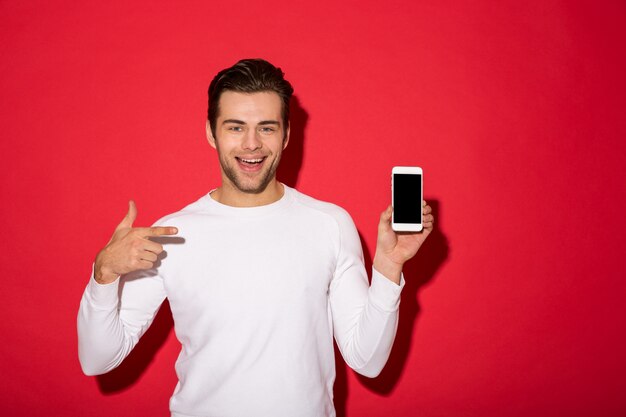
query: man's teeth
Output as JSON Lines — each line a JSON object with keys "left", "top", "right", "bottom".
{"left": 240, "top": 158, "right": 263, "bottom": 164}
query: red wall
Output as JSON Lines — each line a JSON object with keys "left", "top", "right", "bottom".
{"left": 1, "top": 1, "right": 625, "bottom": 416}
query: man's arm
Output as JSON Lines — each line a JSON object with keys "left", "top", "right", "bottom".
{"left": 77, "top": 268, "right": 167, "bottom": 375}
{"left": 77, "top": 201, "right": 177, "bottom": 375}
{"left": 329, "top": 201, "right": 433, "bottom": 378}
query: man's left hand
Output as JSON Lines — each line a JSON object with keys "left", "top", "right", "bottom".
{"left": 373, "top": 201, "right": 434, "bottom": 284}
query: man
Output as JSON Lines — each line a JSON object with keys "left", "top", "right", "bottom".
{"left": 78, "top": 59, "right": 434, "bottom": 417}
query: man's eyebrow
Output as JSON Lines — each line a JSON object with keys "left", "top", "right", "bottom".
{"left": 221, "top": 120, "right": 280, "bottom": 126}
{"left": 222, "top": 119, "right": 246, "bottom": 125}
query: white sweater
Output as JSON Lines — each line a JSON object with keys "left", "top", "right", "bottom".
{"left": 78, "top": 185, "right": 404, "bottom": 417}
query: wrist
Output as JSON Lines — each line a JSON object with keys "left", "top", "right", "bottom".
{"left": 373, "top": 254, "right": 403, "bottom": 285}
{"left": 94, "top": 259, "right": 118, "bottom": 285}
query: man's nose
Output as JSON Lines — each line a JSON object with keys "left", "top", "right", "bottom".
{"left": 242, "top": 129, "right": 262, "bottom": 150}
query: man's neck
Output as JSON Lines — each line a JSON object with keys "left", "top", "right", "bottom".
{"left": 210, "top": 181, "right": 285, "bottom": 207}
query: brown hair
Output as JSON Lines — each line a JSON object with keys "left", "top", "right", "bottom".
{"left": 207, "top": 59, "right": 294, "bottom": 139}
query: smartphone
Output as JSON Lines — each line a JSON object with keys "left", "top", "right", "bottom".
{"left": 392, "top": 166, "right": 423, "bottom": 232}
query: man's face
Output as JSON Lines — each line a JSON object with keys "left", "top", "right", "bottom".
{"left": 207, "top": 91, "right": 289, "bottom": 195}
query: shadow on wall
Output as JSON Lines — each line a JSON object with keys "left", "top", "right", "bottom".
{"left": 278, "top": 95, "right": 308, "bottom": 188}
{"left": 334, "top": 200, "right": 449, "bottom": 416}
{"left": 96, "top": 300, "right": 174, "bottom": 393}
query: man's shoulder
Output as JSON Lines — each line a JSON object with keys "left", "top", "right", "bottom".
{"left": 288, "top": 186, "right": 354, "bottom": 226}
{"left": 152, "top": 192, "right": 212, "bottom": 226}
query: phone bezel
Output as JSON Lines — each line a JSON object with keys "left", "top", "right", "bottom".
{"left": 392, "top": 166, "right": 423, "bottom": 232}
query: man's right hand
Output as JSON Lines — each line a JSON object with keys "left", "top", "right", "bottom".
{"left": 93, "top": 201, "right": 178, "bottom": 285}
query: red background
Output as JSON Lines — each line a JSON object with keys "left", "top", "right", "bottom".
{"left": 1, "top": 1, "right": 625, "bottom": 416}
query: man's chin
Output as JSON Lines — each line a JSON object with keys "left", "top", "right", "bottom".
{"left": 230, "top": 176, "right": 274, "bottom": 195}
{"left": 222, "top": 162, "right": 278, "bottom": 195}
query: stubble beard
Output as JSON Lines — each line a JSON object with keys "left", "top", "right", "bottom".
{"left": 219, "top": 150, "right": 282, "bottom": 195}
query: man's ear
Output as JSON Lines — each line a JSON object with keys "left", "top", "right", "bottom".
{"left": 282, "top": 125, "right": 290, "bottom": 150}
{"left": 206, "top": 120, "right": 217, "bottom": 149}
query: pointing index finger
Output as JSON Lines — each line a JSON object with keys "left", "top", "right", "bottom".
{"left": 141, "top": 226, "right": 179, "bottom": 237}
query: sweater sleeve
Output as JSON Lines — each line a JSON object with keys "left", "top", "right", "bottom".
{"left": 77, "top": 266, "right": 167, "bottom": 376}
{"left": 328, "top": 209, "right": 405, "bottom": 378}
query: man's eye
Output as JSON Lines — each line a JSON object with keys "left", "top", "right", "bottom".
{"left": 228, "top": 126, "right": 243, "bottom": 132}
{"left": 260, "top": 127, "right": 276, "bottom": 133}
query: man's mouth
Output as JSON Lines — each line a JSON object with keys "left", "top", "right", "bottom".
{"left": 236, "top": 156, "right": 266, "bottom": 171}
{"left": 237, "top": 157, "right": 264, "bottom": 165}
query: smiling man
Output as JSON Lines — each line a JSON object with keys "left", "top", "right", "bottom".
{"left": 78, "top": 59, "right": 434, "bottom": 417}
{"left": 208, "top": 90, "right": 287, "bottom": 205}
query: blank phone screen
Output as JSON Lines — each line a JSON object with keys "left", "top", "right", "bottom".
{"left": 393, "top": 173, "right": 422, "bottom": 224}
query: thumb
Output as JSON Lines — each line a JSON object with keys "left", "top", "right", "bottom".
{"left": 378, "top": 205, "right": 393, "bottom": 233}
{"left": 116, "top": 200, "right": 137, "bottom": 230}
